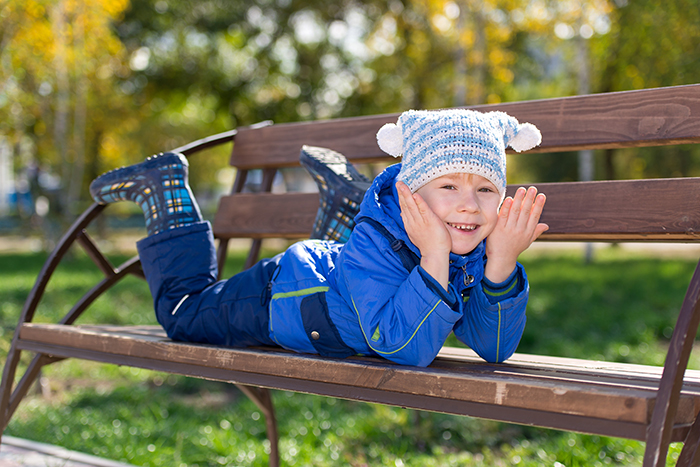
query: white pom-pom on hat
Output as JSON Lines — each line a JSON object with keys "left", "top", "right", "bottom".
{"left": 376, "top": 123, "right": 403, "bottom": 158}
{"left": 508, "top": 122, "right": 542, "bottom": 153}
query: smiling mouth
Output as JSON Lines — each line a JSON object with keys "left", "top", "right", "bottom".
{"left": 447, "top": 223, "right": 478, "bottom": 231}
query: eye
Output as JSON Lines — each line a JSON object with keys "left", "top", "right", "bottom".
{"left": 478, "top": 186, "right": 494, "bottom": 193}
{"left": 440, "top": 184, "right": 457, "bottom": 190}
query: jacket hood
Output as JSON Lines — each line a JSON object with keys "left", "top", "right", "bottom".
{"left": 356, "top": 163, "right": 485, "bottom": 269}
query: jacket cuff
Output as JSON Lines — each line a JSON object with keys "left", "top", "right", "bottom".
{"left": 417, "top": 266, "right": 459, "bottom": 308}
{"left": 482, "top": 264, "right": 524, "bottom": 304}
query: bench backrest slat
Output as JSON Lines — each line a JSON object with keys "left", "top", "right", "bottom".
{"left": 215, "top": 84, "right": 700, "bottom": 245}
{"left": 517, "top": 177, "right": 700, "bottom": 242}
{"left": 230, "top": 84, "right": 700, "bottom": 170}
{"left": 212, "top": 177, "right": 700, "bottom": 242}
{"left": 214, "top": 193, "right": 318, "bottom": 239}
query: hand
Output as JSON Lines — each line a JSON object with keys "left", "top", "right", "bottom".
{"left": 396, "top": 181, "right": 450, "bottom": 289}
{"left": 484, "top": 186, "right": 548, "bottom": 283}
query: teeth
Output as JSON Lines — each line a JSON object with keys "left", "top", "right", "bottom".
{"left": 449, "top": 223, "right": 476, "bottom": 231}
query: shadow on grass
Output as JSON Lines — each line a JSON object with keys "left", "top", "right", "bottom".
{"left": 2, "top": 248, "right": 696, "bottom": 465}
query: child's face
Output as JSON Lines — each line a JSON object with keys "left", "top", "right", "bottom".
{"left": 415, "top": 173, "right": 500, "bottom": 255}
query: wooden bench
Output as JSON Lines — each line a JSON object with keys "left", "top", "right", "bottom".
{"left": 3, "top": 84, "right": 700, "bottom": 466}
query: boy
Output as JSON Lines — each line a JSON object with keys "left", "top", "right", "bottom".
{"left": 89, "top": 109, "right": 547, "bottom": 367}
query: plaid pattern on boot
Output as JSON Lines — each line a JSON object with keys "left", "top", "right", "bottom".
{"left": 300, "top": 146, "right": 371, "bottom": 243}
{"left": 89, "top": 152, "right": 202, "bottom": 236}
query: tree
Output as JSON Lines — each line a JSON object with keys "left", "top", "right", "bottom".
{"left": 5, "top": 0, "right": 699, "bottom": 234}
{"left": 594, "top": 0, "right": 700, "bottom": 180}
{"left": 345, "top": 0, "right": 557, "bottom": 113}
{"left": 0, "top": 0, "right": 133, "bottom": 229}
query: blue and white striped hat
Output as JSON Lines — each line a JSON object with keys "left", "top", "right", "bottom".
{"left": 376, "top": 109, "right": 541, "bottom": 196}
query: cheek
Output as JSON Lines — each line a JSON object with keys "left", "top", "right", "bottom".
{"left": 484, "top": 209, "right": 500, "bottom": 231}
{"left": 481, "top": 222, "right": 498, "bottom": 238}
{"left": 434, "top": 205, "right": 455, "bottom": 223}
{"left": 420, "top": 194, "right": 449, "bottom": 219}
{"left": 483, "top": 199, "right": 501, "bottom": 218}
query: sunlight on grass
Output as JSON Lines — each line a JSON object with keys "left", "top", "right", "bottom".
{"left": 1, "top": 244, "right": 698, "bottom": 466}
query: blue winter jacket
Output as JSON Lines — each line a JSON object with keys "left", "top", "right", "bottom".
{"left": 268, "top": 164, "right": 528, "bottom": 367}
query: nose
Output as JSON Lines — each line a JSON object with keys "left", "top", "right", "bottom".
{"left": 458, "top": 190, "right": 480, "bottom": 213}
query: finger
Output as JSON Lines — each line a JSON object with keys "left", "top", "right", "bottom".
{"left": 498, "top": 197, "right": 513, "bottom": 225}
{"left": 397, "top": 183, "right": 418, "bottom": 227}
{"left": 407, "top": 192, "right": 425, "bottom": 220}
{"left": 398, "top": 184, "right": 433, "bottom": 228}
{"left": 396, "top": 183, "right": 408, "bottom": 212}
{"left": 524, "top": 187, "right": 538, "bottom": 212}
{"left": 514, "top": 187, "right": 537, "bottom": 227}
{"left": 526, "top": 192, "right": 547, "bottom": 231}
{"left": 412, "top": 192, "right": 440, "bottom": 225}
{"left": 521, "top": 187, "right": 540, "bottom": 220}
{"left": 531, "top": 222, "right": 549, "bottom": 243}
{"left": 506, "top": 187, "right": 527, "bottom": 227}
{"left": 397, "top": 182, "right": 416, "bottom": 216}
{"left": 396, "top": 181, "right": 412, "bottom": 204}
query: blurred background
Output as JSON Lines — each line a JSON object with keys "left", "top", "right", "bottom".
{"left": 1, "top": 0, "right": 699, "bottom": 246}
{"left": 3, "top": 2, "right": 700, "bottom": 465}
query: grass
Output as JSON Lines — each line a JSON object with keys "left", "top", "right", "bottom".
{"left": 1, "top": 243, "right": 699, "bottom": 466}
{"left": 516, "top": 246, "right": 699, "bottom": 366}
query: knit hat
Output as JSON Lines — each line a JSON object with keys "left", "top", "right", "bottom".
{"left": 376, "top": 109, "right": 541, "bottom": 196}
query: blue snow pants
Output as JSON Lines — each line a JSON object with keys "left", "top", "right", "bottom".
{"left": 136, "top": 221, "right": 278, "bottom": 347}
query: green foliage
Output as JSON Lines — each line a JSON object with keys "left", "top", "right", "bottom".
{"left": 1, "top": 247, "right": 696, "bottom": 465}
{"left": 588, "top": 0, "right": 700, "bottom": 181}
{"left": 519, "top": 247, "right": 698, "bottom": 365}
{"left": 595, "top": 0, "right": 700, "bottom": 92}
{"left": 0, "top": 250, "right": 151, "bottom": 333}
{"left": 4, "top": 0, "right": 700, "bottom": 233}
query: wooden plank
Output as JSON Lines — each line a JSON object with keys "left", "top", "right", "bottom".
{"left": 37, "top": 325, "right": 700, "bottom": 391}
{"left": 63, "top": 326, "right": 700, "bottom": 395}
{"left": 18, "top": 324, "right": 697, "bottom": 425}
{"left": 213, "top": 192, "right": 318, "bottom": 239}
{"left": 514, "top": 177, "right": 700, "bottom": 242}
{"left": 69, "top": 327, "right": 700, "bottom": 419}
{"left": 211, "top": 178, "right": 700, "bottom": 242}
{"left": 17, "top": 338, "right": 660, "bottom": 441}
{"left": 230, "top": 84, "right": 700, "bottom": 170}
{"left": 437, "top": 347, "right": 700, "bottom": 395}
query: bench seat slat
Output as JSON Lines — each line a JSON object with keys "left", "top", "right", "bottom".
{"left": 212, "top": 178, "right": 700, "bottom": 241}
{"left": 230, "top": 84, "right": 700, "bottom": 169}
{"left": 18, "top": 324, "right": 698, "bottom": 427}
{"left": 437, "top": 347, "right": 700, "bottom": 392}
